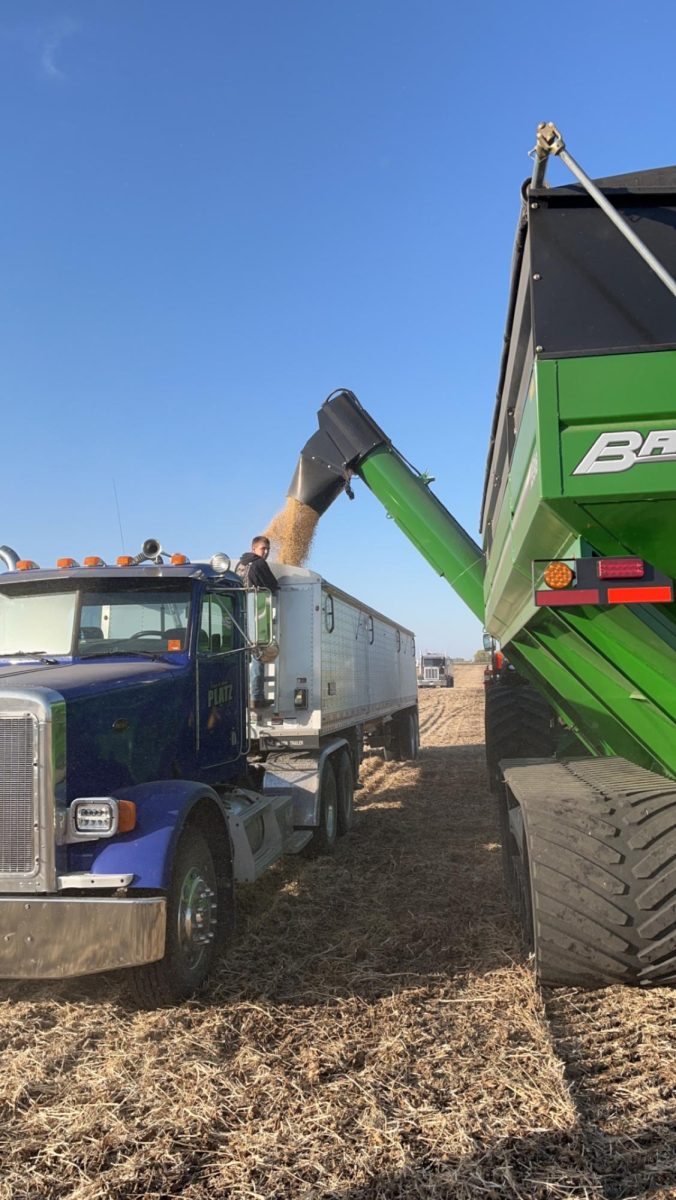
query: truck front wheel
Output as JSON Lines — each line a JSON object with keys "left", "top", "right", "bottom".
{"left": 127, "top": 825, "right": 228, "bottom": 1007}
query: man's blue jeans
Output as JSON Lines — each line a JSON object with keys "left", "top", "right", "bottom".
{"left": 250, "top": 655, "right": 265, "bottom": 702}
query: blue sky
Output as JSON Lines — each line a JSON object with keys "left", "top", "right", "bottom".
{"left": 1, "top": 1, "right": 674, "bottom": 656}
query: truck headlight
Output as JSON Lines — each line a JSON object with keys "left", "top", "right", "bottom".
{"left": 71, "top": 798, "right": 119, "bottom": 838}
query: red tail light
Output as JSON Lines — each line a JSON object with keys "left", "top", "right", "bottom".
{"left": 597, "top": 558, "right": 644, "bottom": 580}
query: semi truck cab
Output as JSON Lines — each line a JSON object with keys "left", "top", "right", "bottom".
{"left": 0, "top": 541, "right": 418, "bottom": 1004}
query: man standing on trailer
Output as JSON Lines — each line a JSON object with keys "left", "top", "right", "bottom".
{"left": 237, "top": 536, "right": 279, "bottom": 709}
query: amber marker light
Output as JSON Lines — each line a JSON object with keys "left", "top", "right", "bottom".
{"left": 57, "top": 557, "right": 79, "bottom": 569}
{"left": 16, "top": 560, "right": 38, "bottom": 570}
{"left": 171, "top": 553, "right": 188, "bottom": 565}
{"left": 117, "top": 799, "right": 137, "bottom": 833}
{"left": 117, "top": 555, "right": 134, "bottom": 567}
{"left": 84, "top": 556, "right": 106, "bottom": 567}
{"left": 543, "top": 561, "right": 574, "bottom": 590}
{"left": 167, "top": 639, "right": 182, "bottom": 651}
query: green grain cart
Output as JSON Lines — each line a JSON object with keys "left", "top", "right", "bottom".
{"left": 288, "top": 124, "right": 676, "bottom": 990}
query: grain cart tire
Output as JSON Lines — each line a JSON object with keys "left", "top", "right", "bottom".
{"left": 497, "top": 788, "right": 534, "bottom": 943}
{"left": 309, "top": 759, "right": 339, "bottom": 856}
{"left": 335, "top": 750, "right": 355, "bottom": 835}
{"left": 484, "top": 685, "right": 555, "bottom": 792}
{"left": 127, "top": 825, "right": 227, "bottom": 1008}
{"left": 505, "top": 762, "right": 676, "bottom": 988}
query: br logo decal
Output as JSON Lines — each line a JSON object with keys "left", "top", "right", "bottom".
{"left": 573, "top": 429, "right": 676, "bottom": 475}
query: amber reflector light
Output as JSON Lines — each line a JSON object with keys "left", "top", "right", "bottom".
{"left": 543, "top": 561, "right": 574, "bottom": 589}
{"left": 117, "top": 800, "right": 137, "bottom": 833}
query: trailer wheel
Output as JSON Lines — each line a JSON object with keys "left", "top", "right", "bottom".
{"left": 485, "top": 685, "right": 555, "bottom": 792}
{"left": 126, "top": 825, "right": 228, "bottom": 1008}
{"left": 309, "top": 760, "right": 338, "bottom": 855}
{"left": 394, "top": 709, "right": 419, "bottom": 762}
{"left": 335, "top": 750, "right": 354, "bottom": 835}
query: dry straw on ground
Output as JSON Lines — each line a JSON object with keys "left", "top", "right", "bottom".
{"left": 2, "top": 682, "right": 676, "bottom": 1199}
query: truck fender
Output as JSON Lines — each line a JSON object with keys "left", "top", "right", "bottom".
{"left": 84, "top": 780, "right": 232, "bottom": 890}
{"left": 263, "top": 738, "right": 348, "bottom": 827}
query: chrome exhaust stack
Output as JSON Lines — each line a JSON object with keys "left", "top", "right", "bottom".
{"left": 0, "top": 546, "right": 20, "bottom": 571}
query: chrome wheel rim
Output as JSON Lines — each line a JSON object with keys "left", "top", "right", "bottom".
{"left": 177, "top": 867, "right": 217, "bottom": 970}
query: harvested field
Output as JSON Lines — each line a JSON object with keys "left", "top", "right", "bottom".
{"left": 2, "top": 686, "right": 676, "bottom": 1198}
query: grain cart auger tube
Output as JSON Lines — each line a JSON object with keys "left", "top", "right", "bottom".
{"left": 289, "top": 125, "right": 676, "bottom": 990}
{"left": 289, "top": 388, "right": 486, "bottom": 622}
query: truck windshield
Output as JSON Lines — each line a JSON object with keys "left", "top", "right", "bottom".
{"left": 0, "top": 586, "right": 192, "bottom": 657}
{"left": 0, "top": 590, "right": 77, "bottom": 656}
{"left": 79, "top": 590, "right": 191, "bottom": 654}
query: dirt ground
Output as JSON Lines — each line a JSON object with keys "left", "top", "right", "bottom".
{"left": 2, "top": 682, "right": 676, "bottom": 1199}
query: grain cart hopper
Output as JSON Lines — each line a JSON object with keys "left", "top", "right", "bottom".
{"left": 287, "top": 124, "right": 676, "bottom": 990}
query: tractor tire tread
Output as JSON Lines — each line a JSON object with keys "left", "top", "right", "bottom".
{"left": 521, "top": 782, "right": 676, "bottom": 987}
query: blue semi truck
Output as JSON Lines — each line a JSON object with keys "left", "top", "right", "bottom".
{"left": 0, "top": 539, "right": 418, "bottom": 1005}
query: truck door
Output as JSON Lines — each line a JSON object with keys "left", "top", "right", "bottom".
{"left": 196, "top": 590, "right": 244, "bottom": 775}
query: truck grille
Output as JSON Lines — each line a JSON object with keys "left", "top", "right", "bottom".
{"left": 0, "top": 716, "right": 37, "bottom": 874}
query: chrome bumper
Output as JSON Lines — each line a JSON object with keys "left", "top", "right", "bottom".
{"left": 0, "top": 896, "right": 166, "bottom": 979}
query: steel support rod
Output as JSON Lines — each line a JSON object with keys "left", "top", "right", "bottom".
{"left": 531, "top": 122, "right": 676, "bottom": 302}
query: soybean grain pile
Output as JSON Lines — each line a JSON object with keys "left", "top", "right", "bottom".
{"left": 2, "top": 677, "right": 676, "bottom": 1199}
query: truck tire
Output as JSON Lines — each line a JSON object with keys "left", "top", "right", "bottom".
{"left": 503, "top": 763, "right": 676, "bottom": 988}
{"left": 309, "top": 759, "right": 338, "bottom": 855}
{"left": 393, "top": 709, "right": 419, "bottom": 762}
{"left": 335, "top": 750, "right": 354, "bottom": 835}
{"left": 485, "top": 685, "right": 555, "bottom": 792}
{"left": 126, "top": 825, "right": 228, "bottom": 1008}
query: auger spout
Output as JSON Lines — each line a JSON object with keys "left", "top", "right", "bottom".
{"left": 288, "top": 390, "right": 486, "bottom": 622}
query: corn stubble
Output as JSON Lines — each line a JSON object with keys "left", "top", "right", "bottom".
{"left": 3, "top": 677, "right": 676, "bottom": 1199}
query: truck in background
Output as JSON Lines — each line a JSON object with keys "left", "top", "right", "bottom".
{"left": 417, "top": 653, "right": 454, "bottom": 688}
{"left": 0, "top": 540, "right": 417, "bottom": 1004}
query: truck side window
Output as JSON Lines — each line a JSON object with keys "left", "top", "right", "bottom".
{"left": 200, "top": 593, "right": 234, "bottom": 655}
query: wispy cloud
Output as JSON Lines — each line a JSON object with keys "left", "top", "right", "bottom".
{"left": 41, "top": 17, "right": 80, "bottom": 81}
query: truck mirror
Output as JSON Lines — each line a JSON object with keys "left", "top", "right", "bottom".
{"left": 483, "top": 632, "right": 495, "bottom": 652}
{"left": 246, "top": 588, "right": 273, "bottom": 649}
